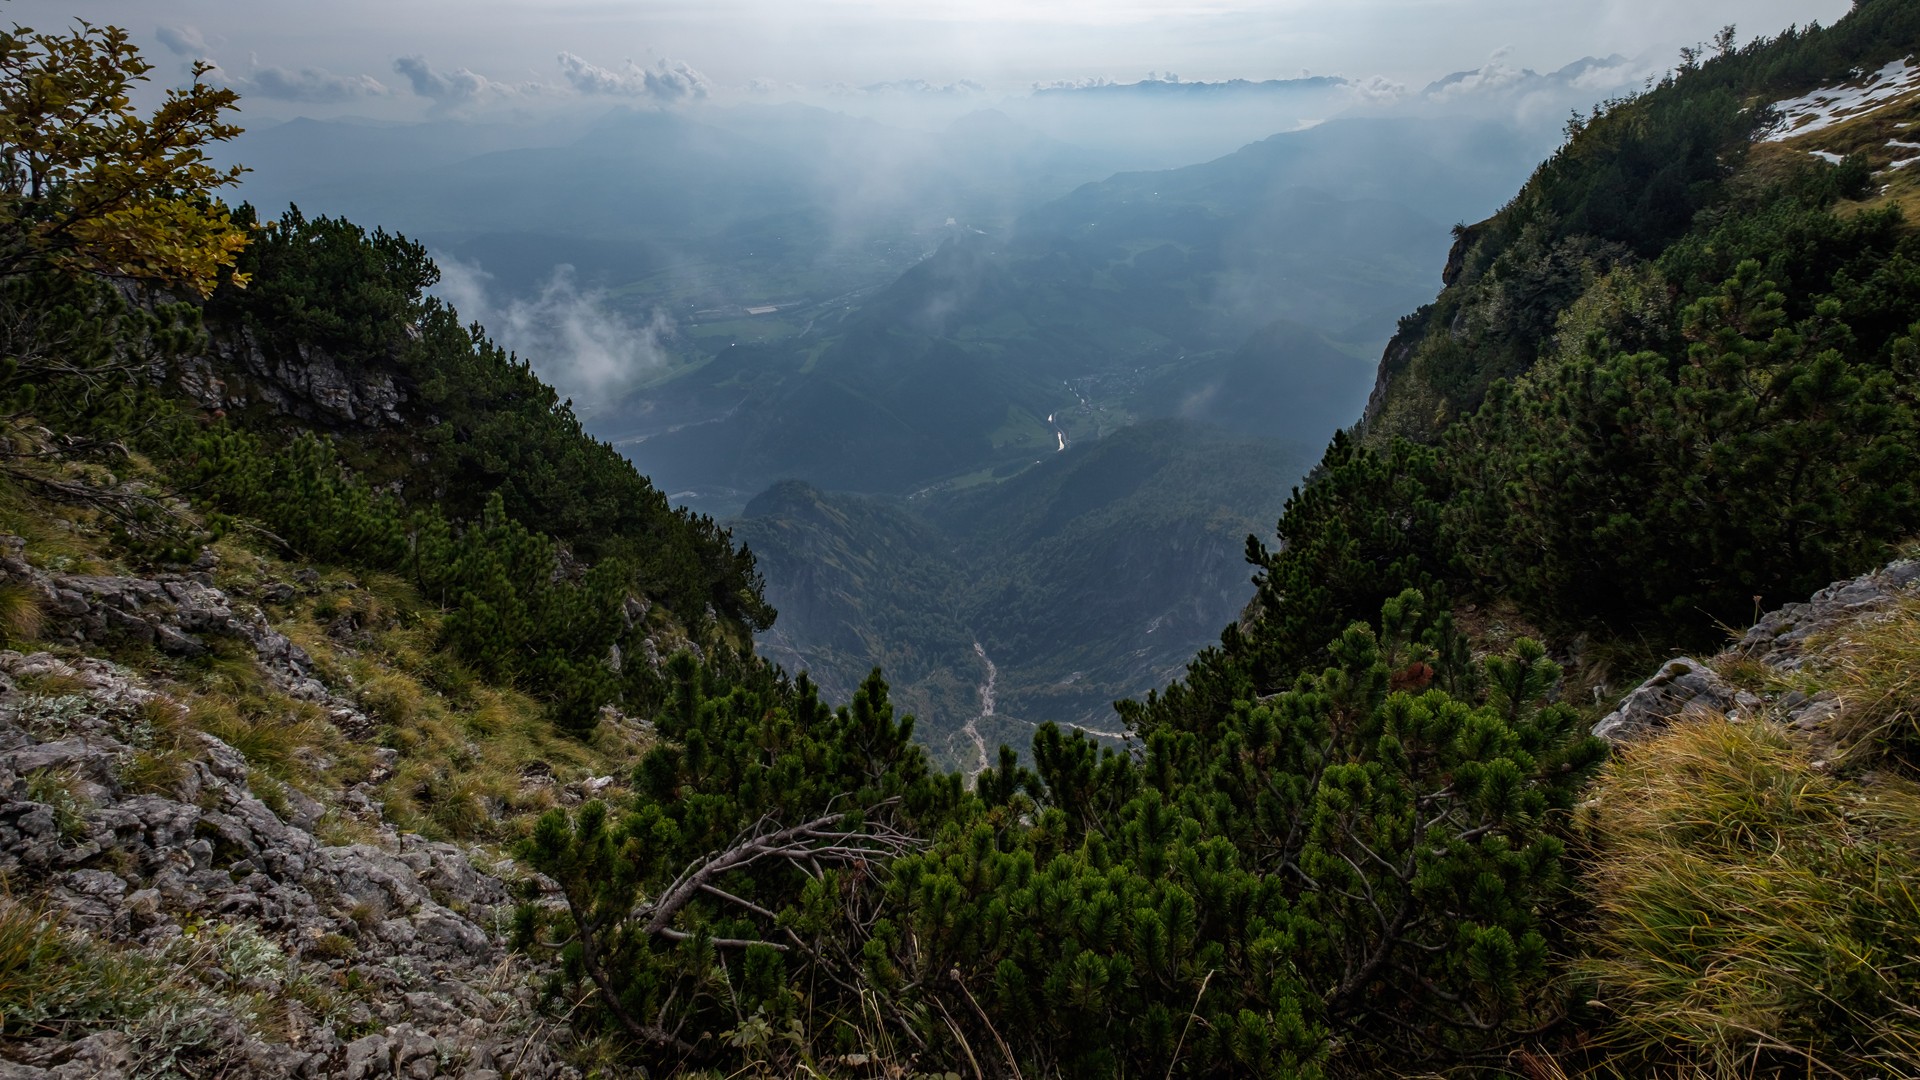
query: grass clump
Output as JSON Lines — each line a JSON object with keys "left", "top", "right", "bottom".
{"left": 186, "top": 691, "right": 345, "bottom": 791}
{"left": 117, "top": 698, "right": 197, "bottom": 796}
{"left": 1580, "top": 717, "right": 1920, "bottom": 1077}
{"left": 23, "top": 769, "right": 92, "bottom": 841}
{"left": 0, "top": 581, "right": 44, "bottom": 645}
{"left": 0, "top": 898, "right": 167, "bottom": 1037}
{"left": 1805, "top": 596, "right": 1920, "bottom": 770}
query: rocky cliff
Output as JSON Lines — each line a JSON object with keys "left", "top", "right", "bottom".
{"left": 0, "top": 500, "right": 696, "bottom": 1079}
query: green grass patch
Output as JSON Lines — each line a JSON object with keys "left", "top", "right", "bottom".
{"left": 987, "top": 405, "right": 1052, "bottom": 451}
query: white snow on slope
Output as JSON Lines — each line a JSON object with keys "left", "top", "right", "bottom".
{"left": 1766, "top": 57, "right": 1920, "bottom": 142}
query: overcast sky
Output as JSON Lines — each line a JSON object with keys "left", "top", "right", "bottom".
{"left": 23, "top": 0, "right": 1856, "bottom": 120}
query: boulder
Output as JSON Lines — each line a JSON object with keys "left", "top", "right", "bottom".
{"left": 1594, "top": 657, "right": 1763, "bottom": 742}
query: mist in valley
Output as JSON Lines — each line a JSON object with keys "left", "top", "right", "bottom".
{"left": 84, "top": 0, "right": 1851, "bottom": 763}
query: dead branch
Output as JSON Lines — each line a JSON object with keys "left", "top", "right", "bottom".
{"left": 638, "top": 799, "right": 923, "bottom": 940}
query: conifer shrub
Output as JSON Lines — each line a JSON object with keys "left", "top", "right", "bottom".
{"left": 909, "top": 591, "right": 1604, "bottom": 1077}
{"left": 523, "top": 597, "right": 1604, "bottom": 1077}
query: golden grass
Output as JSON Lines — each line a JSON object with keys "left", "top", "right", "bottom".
{"left": 0, "top": 896, "right": 171, "bottom": 1038}
{"left": 258, "top": 573, "right": 650, "bottom": 843}
{"left": 0, "top": 581, "right": 44, "bottom": 645}
{"left": 1580, "top": 717, "right": 1920, "bottom": 1078}
{"left": 373, "top": 677, "right": 625, "bottom": 842}
{"left": 1801, "top": 596, "right": 1920, "bottom": 770}
{"left": 185, "top": 689, "right": 362, "bottom": 795}
{"left": 0, "top": 476, "right": 105, "bottom": 573}
{"left": 0, "top": 899, "right": 88, "bottom": 1033}
{"left": 116, "top": 698, "right": 197, "bottom": 796}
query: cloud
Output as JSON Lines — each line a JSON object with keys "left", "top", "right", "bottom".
{"left": 432, "top": 257, "right": 675, "bottom": 405}
{"left": 1564, "top": 54, "right": 1656, "bottom": 91}
{"left": 746, "top": 77, "right": 806, "bottom": 96}
{"left": 1349, "top": 74, "right": 1409, "bottom": 104}
{"left": 841, "top": 78, "right": 987, "bottom": 97}
{"left": 1420, "top": 47, "right": 1647, "bottom": 106}
{"left": 184, "top": 39, "right": 389, "bottom": 105}
{"left": 1426, "top": 47, "right": 1532, "bottom": 99}
{"left": 556, "top": 52, "right": 711, "bottom": 103}
{"left": 156, "top": 25, "right": 210, "bottom": 57}
{"left": 393, "top": 55, "right": 538, "bottom": 110}
{"left": 237, "top": 65, "right": 390, "bottom": 103}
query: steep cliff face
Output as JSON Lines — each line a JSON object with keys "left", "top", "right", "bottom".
{"left": 1356, "top": 30, "right": 1920, "bottom": 449}
{"left": 176, "top": 326, "right": 411, "bottom": 432}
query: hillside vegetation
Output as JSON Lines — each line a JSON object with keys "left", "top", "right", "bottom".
{"left": 2, "top": 5, "right": 1920, "bottom": 1080}
{"left": 737, "top": 421, "right": 1312, "bottom": 767}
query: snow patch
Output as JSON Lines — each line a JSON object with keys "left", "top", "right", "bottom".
{"left": 1766, "top": 58, "right": 1920, "bottom": 143}
{"left": 1809, "top": 149, "right": 1846, "bottom": 165}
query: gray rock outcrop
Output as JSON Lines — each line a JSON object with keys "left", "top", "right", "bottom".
{"left": 176, "top": 327, "right": 409, "bottom": 429}
{"left": 0, "top": 649, "right": 572, "bottom": 1079}
{"left": 1592, "top": 657, "right": 1764, "bottom": 741}
{"left": 1595, "top": 559, "right": 1920, "bottom": 742}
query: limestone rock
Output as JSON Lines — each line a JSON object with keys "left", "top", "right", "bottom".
{"left": 1594, "top": 657, "right": 1763, "bottom": 741}
{"left": 1596, "top": 559, "right": 1920, "bottom": 743}
{"left": 1737, "top": 559, "right": 1920, "bottom": 670}
{"left": 0, "top": 627, "right": 568, "bottom": 1077}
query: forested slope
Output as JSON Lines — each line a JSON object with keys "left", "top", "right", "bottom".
{"left": 5, "top": 5, "right": 1920, "bottom": 1080}
{"left": 517, "top": 4, "right": 1920, "bottom": 1076}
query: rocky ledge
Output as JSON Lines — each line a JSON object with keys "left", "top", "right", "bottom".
{"left": 0, "top": 647, "right": 571, "bottom": 1079}
{"left": 1595, "top": 559, "right": 1920, "bottom": 742}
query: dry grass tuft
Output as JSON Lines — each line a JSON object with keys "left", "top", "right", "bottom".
{"left": 0, "top": 581, "right": 44, "bottom": 645}
{"left": 0, "top": 899, "right": 87, "bottom": 1032}
{"left": 0, "top": 896, "right": 170, "bottom": 1037}
{"left": 117, "top": 698, "right": 197, "bottom": 796}
{"left": 1580, "top": 717, "right": 1920, "bottom": 1078}
{"left": 1803, "top": 596, "right": 1920, "bottom": 770}
{"left": 186, "top": 692, "right": 341, "bottom": 791}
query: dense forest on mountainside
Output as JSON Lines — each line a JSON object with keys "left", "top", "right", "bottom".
{"left": 4, "top": 4, "right": 1920, "bottom": 1079}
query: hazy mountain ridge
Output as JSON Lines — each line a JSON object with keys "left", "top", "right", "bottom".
{"left": 609, "top": 112, "right": 1546, "bottom": 511}
{"left": 734, "top": 421, "right": 1312, "bottom": 767}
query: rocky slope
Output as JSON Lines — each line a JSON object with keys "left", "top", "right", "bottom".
{"left": 0, "top": 540, "right": 591, "bottom": 1079}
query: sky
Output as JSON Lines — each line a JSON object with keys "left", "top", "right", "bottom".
{"left": 22, "top": 0, "right": 1856, "bottom": 121}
